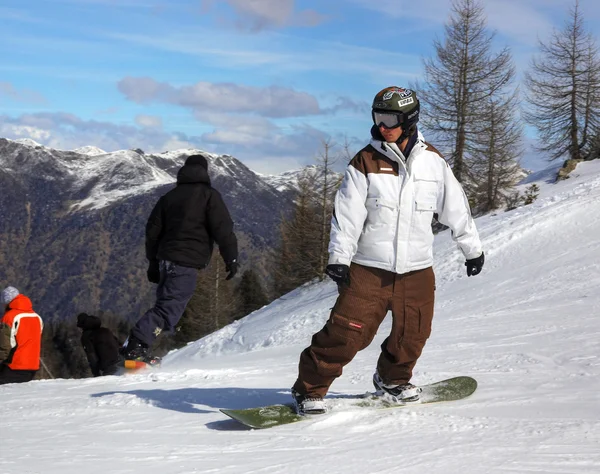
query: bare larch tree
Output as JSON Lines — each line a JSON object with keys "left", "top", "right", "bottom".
{"left": 525, "top": 0, "right": 600, "bottom": 162}
{"left": 417, "top": 0, "right": 513, "bottom": 185}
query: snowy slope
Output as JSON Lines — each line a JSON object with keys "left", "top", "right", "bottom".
{"left": 2, "top": 162, "right": 600, "bottom": 474}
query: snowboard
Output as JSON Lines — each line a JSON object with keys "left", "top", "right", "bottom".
{"left": 220, "top": 376, "right": 477, "bottom": 429}
{"left": 121, "top": 357, "right": 162, "bottom": 372}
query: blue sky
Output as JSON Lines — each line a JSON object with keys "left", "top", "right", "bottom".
{"left": 2, "top": 0, "right": 600, "bottom": 174}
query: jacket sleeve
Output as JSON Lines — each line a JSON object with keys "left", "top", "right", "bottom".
{"left": 145, "top": 197, "right": 164, "bottom": 261}
{"left": 81, "top": 333, "right": 100, "bottom": 377}
{"left": 328, "top": 155, "right": 369, "bottom": 266}
{"left": 436, "top": 161, "right": 483, "bottom": 260}
{"left": 206, "top": 189, "right": 238, "bottom": 264}
{"left": 0, "top": 319, "right": 11, "bottom": 362}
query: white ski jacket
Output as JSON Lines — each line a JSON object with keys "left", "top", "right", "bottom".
{"left": 329, "top": 134, "right": 482, "bottom": 274}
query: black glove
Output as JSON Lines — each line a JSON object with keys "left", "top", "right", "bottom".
{"left": 225, "top": 260, "right": 238, "bottom": 280}
{"left": 465, "top": 252, "right": 484, "bottom": 277}
{"left": 147, "top": 260, "right": 160, "bottom": 284}
{"left": 325, "top": 264, "right": 351, "bottom": 287}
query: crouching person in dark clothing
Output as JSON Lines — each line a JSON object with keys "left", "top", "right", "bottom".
{"left": 76, "top": 313, "right": 120, "bottom": 376}
{"left": 121, "top": 154, "right": 238, "bottom": 362}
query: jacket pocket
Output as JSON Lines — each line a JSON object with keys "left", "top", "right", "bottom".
{"left": 415, "top": 199, "right": 436, "bottom": 211}
{"left": 414, "top": 178, "right": 439, "bottom": 212}
{"left": 363, "top": 197, "right": 398, "bottom": 242}
{"left": 366, "top": 197, "right": 399, "bottom": 210}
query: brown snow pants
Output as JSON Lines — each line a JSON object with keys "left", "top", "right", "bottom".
{"left": 293, "top": 263, "right": 435, "bottom": 398}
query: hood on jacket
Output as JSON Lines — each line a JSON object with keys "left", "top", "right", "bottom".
{"left": 177, "top": 154, "right": 211, "bottom": 185}
{"left": 76, "top": 313, "right": 102, "bottom": 330}
{"left": 6, "top": 294, "right": 34, "bottom": 312}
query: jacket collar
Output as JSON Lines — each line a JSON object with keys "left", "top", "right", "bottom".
{"left": 369, "top": 129, "right": 425, "bottom": 165}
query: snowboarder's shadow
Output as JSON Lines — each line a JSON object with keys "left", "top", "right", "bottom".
{"left": 90, "top": 387, "right": 365, "bottom": 430}
{"left": 91, "top": 386, "right": 297, "bottom": 415}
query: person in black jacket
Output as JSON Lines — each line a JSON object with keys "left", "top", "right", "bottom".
{"left": 121, "top": 154, "right": 238, "bottom": 361}
{"left": 76, "top": 313, "right": 120, "bottom": 376}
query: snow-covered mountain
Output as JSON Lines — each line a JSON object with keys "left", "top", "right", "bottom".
{"left": 72, "top": 145, "right": 107, "bottom": 156}
{"left": 261, "top": 164, "right": 342, "bottom": 202}
{"left": 2, "top": 160, "right": 599, "bottom": 473}
{"left": 0, "top": 138, "right": 286, "bottom": 212}
{"left": 0, "top": 138, "right": 299, "bottom": 320}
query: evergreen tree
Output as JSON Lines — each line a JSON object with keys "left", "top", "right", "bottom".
{"left": 235, "top": 268, "right": 269, "bottom": 320}
{"left": 273, "top": 173, "right": 321, "bottom": 296}
{"left": 271, "top": 140, "right": 342, "bottom": 297}
{"left": 45, "top": 318, "right": 90, "bottom": 378}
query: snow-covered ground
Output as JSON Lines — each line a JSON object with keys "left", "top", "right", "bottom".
{"left": 3, "top": 162, "right": 600, "bottom": 474}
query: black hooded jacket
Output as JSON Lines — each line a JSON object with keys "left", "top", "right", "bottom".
{"left": 145, "top": 155, "right": 238, "bottom": 268}
{"left": 76, "top": 313, "right": 120, "bottom": 376}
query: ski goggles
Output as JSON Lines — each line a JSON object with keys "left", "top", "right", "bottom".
{"left": 372, "top": 111, "right": 402, "bottom": 129}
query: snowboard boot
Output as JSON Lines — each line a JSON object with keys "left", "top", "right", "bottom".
{"left": 120, "top": 336, "right": 151, "bottom": 362}
{"left": 291, "top": 389, "right": 327, "bottom": 415}
{"left": 373, "top": 371, "right": 422, "bottom": 403}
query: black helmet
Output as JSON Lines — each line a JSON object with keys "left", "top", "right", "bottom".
{"left": 372, "top": 86, "right": 420, "bottom": 139}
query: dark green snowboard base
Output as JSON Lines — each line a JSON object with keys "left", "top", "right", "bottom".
{"left": 220, "top": 376, "right": 477, "bottom": 429}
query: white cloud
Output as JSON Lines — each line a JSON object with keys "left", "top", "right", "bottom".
{"left": 349, "top": 0, "right": 600, "bottom": 47}
{"left": 118, "top": 77, "right": 322, "bottom": 118}
{"left": 347, "top": 0, "right": 449, "bottom": 23}
{"left": 105, "top": 28, "right": 422, "bottom": 81}
{"left": 105, "top": 31, "right": 288, "bottom": 68}
{"left": 2, "top": 124, "right": 52, "bottom": 142}
{"left": 484, "top": 0, "right": 554, "bottom": 46}
{"left": 135, "top": 114, "right": 163, "bottom": 129}
{"left": 49, "top": 0, "right": 161, "bottom": 6}
{"left": 201, "top": 0, "right": 326, "bottom": 31}
{"left": 0, "top": 111, "right": 342, "bottom": 174}
{"left": 0, "top": 82, "right": 47, "bottom": 104}
{"left": 196, "top": 113, "right": 275, "bottom": 147}
{"left": 0, "top": 113, "right": 195, "bottom": 154}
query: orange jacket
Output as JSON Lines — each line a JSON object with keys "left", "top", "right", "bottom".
{"left": 0, "top": 294, "right": 43, "bottom": 371}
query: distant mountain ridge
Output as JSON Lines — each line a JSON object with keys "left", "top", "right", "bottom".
{"left": 260, "top": 164, "right": 343, "bottom": 202}
{"left": 0, "top": 138, "right": 315, "bottom": 321}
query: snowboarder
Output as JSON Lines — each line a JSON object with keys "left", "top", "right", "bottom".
{"left": 121, "top": 154, "right": 239, "bottom": 362}
{"left": 291, "top": 87, "right": 484, "bottom": 415}
{"left": 0, "top": 286, "right": 43, "bottom": 385}
{"left": 76, "top": 313, "right": 120, "bottom": 376}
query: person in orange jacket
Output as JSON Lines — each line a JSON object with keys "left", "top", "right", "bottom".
{"left": 0, "top": 286, "right": 43, "bottom": 385}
